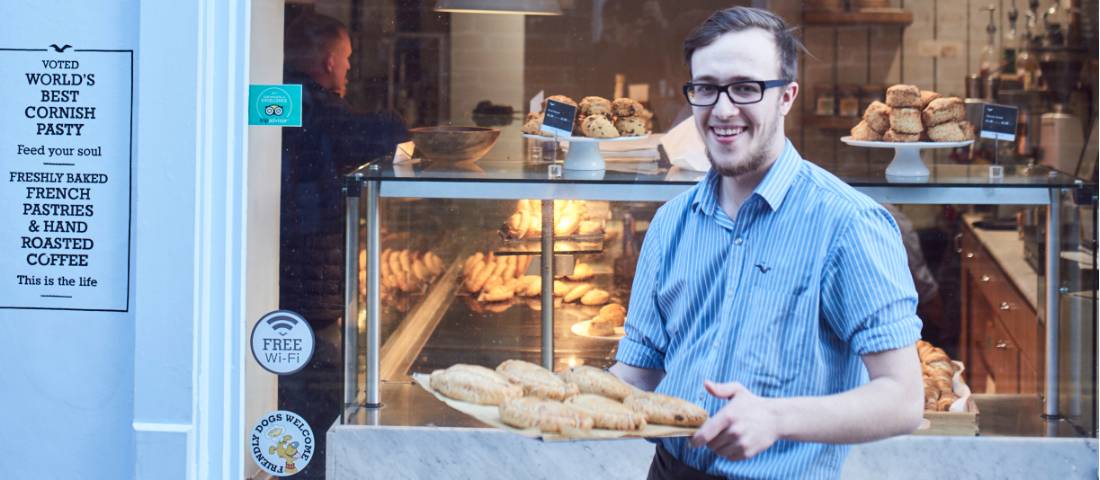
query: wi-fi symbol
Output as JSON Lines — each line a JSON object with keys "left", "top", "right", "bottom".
{"left": 267, "top": 316, "right": 298, "bottom": 335}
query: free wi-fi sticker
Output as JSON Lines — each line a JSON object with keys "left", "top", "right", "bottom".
{"left": 250, "top": 310, "right": 315, "bottom": 375}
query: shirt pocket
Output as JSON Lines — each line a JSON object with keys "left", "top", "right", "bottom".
{"left": 740, "top": 270, "right": 812, "bottom": 396}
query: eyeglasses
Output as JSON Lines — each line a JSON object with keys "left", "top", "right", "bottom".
{"left": 682, "top": 80, "right": 791, "bottom": 106}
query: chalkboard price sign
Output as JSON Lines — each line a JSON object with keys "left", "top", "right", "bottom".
{"left": 541, "top": 99, "right": 577, "bottom": 138}
{"left": 980, "top": 103, "right": 1018, "bottom": 142}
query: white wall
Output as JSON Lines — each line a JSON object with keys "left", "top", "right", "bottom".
{"left": 0, "top": 1, "right": 137, "bottom": 479}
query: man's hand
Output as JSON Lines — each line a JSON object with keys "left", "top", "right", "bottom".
{"left": 689, "top": 380, "right": 781, "bottom": 460}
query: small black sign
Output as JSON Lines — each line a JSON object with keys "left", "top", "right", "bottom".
{"left": 541, "top": 99, "right": 577, "bottom": 137}
{"left": 980, "top": 103, "right": 1018, "bottom": 142}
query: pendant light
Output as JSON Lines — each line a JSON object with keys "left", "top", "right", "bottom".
{"left": 434, "top": 0, "right": 563, "bottom": 16}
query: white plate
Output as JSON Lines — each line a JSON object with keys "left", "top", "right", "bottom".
{"left": 840, "top": 136, "right": 974, "bottom": 149}
{"left": 569, "top": 320, "right": 625, "bottom": 340}
{"left": 523, "top": 133, "right": 650, "bottom": 143}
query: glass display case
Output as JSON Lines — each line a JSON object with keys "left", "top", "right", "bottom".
{"left": 338, "top": 145, "right": 1096, "bottom": 436}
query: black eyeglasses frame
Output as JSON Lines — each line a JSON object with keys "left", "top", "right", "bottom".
{"left": 682, "top": 79, "right": 792, "bottom": 106}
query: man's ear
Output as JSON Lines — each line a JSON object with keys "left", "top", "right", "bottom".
{"left": 323, "top": 52, "right": 336, "bottom": 73}
{"left": 779, "top": 82, "right": 799, "bottom": 116}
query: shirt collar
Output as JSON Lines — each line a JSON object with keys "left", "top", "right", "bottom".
{"left": 691, "top": 139, "right": 802, "bottom": 216}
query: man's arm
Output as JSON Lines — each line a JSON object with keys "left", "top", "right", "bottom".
{"left": 609, "top": 362, "right": 664, "bottom": 392}
{"left": 690, "top": 344, "right": 923, "bottom": 460}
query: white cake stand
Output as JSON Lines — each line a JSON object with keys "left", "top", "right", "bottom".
{"left": 523, "top": 133, "right": 649, "bottom": 171}
{"left": 841, "top": 136, "right": 973, "bottom": 179}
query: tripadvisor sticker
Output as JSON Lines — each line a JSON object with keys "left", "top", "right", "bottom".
{"left": 250, "top": 410, "right": 314, "bottom": 476}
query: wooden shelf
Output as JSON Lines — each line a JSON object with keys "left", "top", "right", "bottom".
{"left": 803, "top": 115, "right": 859, "bottom": 130}
{"left": 802, "top": 10, "right": 913, "bottom": 26}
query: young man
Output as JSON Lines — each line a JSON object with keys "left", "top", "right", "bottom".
{"left": 609, "top": 7, "right": 924, "bottom": 479}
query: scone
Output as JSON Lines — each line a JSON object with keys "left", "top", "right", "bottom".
{"left": 499, "top": 397, "right": 594, "bottom": 433}
{"left": 888, "top": 108, "right": 923, "bottom": 134}
{"left": 919, "top": 90, "right": 942, "bottom": 109}
{"left": 614, "top": 116, "right": 648, "bottom": 136}
{"left": 883, "top": 129, "right": 921, "bottom": 142}
{"left": 580, "top": 114, "right": 619, "bottom": 138}
{"left": 598, "top": 303, "right": 627, "bottom": 326}
{"left": 624, "top": 391, "right": 709, "bottom": 427}
{"left": 862, "top": 100, "right": 891, "bottom": 133}
{"left": 611, "top": 97, "right": 645, "bottom": 117}
{"left": 885, "top": 84, "right": 921, "bottom": 108}
{"left": 580, "top": 288, "right": 610, "bottom": 306}
{"left": 497, "top": 359, "right": 579, "bottom": 400}
{"left": 558, "top": 365, "right": 636, "bottom": 401}
{"left": 543, "top": 94, "right": 577, "bottom": 110}
{"left": 565, "top": 394, "right": 647, "bottom": 431}
{"left": 850, "top": 120, "right": 883, "bottom": 141}
{"left": 579, "top": 96, "right": 612, "bottom": 118}
{"left": 921, "top": 97, "right": 965, "bottom": 127}
{"left": 430, "top": 364, "right": 523, "bottom": 405}
{"left": 926, "top": 121, "right": 970, "bottom": 142}
{"left": 521, "top": 112, "right": 551, "bottom": 136}
{"left": 587, "top": 317, "right": 616, "bottom": 336}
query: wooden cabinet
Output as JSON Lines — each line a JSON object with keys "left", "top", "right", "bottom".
{"left": 959, "top": 225, "right": 1044, "bottom": 395}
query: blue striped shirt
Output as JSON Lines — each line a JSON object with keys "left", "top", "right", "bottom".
{"left": 616, "top": 139, "right": 922, "bottom": 479}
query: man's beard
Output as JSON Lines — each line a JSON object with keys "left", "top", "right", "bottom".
{"left": 706, "top": 109, "right": 781, "bottom": 178}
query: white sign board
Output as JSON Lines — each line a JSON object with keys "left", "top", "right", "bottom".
{"left": 0, "top": 46, "right": 132, "bottom": 311}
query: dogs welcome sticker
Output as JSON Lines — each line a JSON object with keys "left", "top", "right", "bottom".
{"left": 250, "top": 410, "right": 315, "bottom": 476}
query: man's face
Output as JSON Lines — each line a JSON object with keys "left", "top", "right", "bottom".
{"left": 326, "top": 32, "right": 352, "bottom": 97}
{"left": 689, "top": 28, "right": 797, "bottom": 177}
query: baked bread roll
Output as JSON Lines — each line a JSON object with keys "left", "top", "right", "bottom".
{"left": 927, "top": 121, "right": 969, "bottom": 142}
{"left": 587, "top": 317, "right": 616, "bottom": 336}
{"left": 516, "top": 275, "right": 542, "bottom": 297}
{"left": 599, "top": 303, "right": 627, "bottom": 326}
{"left": 888, "top": 108, "right": 923, "bottom": 134}
{"left": 862, "top": 100, "right": 891, "bottom": 133}
{"left": 430, "top": 364, "right": 523, "bottom": 405}
{"left": 919, "top": 90, "right": 942, "bottom": 109}
{"left": 611, "top": 97, "right": 645, "bottom": 117}
{"left": 543, "top": 95, "right": 577, "bottom": 111}
{"left": 624, "top": 391, "right": 708, "bottom": 427}
{"left": 553, "top": 280, "right": 570, "bottom": 297}
{"left": 558, "top": 365, "right": 635, "bottom": 401}
{"left": 497, "top": 359, "right": 579, "bottom": 400}
{"left": 499, "top": 397, "right": 593, "bottom": 433}
{"left": 565, "top": 394, "right": 647, "bottom": 431}
{"left": 478, "top": 282, "right": 516, "bottom": 303}
{"left": 883, "top": 129, "right": 920, "bottom": 142}
{"left": 850, "top": 120, "right": 883, "bottom": 141}
{"left": 885, "top": 84, "right": 921, "bottom": 108}
{"left": 614, "top": 116, "right": 648, "bottom": 136}
{"left": 580, "top": 114, "right": 619, "bottom": 138}
{"left": 564, "top": 283, "right": 594, "bottom": 303}
{"left": 580, "top": 288, "right": 610, "bottom": 306}
{"left": 921, "top": 97, "right": 966, "bottom": 127}
{"left": 579, "top": 96, "right": 612, "bottom": 119}
{"left": 565, "top": 262, "right": 593, "bottom": 281}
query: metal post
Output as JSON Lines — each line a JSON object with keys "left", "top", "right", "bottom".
{"left": 540, "top": 199, "right": 554, "bottom": 369}
{"left": 366, "top": 180, "right": 381, "bottom": 408}
{"left": 343, "top": 174, "right": 363, "bottom": 422}
{"left": 1043, "top": 188, "right": 1062, "bottom": 418}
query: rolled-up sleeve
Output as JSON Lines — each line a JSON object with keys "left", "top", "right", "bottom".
{"left": 821, "top": 207, "right": 923, "bottom": 355}
{"left": 615, "top": 209, "right": 670, "bottom": 370}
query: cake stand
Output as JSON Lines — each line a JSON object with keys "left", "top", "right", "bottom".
{"left": 840, "top": 136, "right": 973, "bottom": 180}
{"left": 523, "top": 133, "right": 649, "bottom": 171}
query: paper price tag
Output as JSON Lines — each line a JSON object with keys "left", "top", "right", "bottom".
{"left": 541, "top": 99, "right": 576, "bottom": 138}
{"left": 980, "top": 103, "right": 1018, "bottom": 142}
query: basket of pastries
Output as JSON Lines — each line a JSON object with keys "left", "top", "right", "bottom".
{"left": 916, "top": 340, "right": 979, "bottom": 436}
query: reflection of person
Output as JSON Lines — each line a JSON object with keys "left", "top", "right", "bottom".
{"left": 279, "top": 12, "right": 408, "bottom": 480}
{"left": 608, "top": 7, "right": 924, "bottom": 479}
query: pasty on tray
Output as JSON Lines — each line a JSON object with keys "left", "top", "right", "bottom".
{"left": 430, "top": 364, "right": 523, "bottom": 405}
{"left": 558, "top": 365, "right": 635, "bottom": 401}
{"left": 563, "top": 283, "right": 594, "bottom": 303}
{"left": 624, "top": 391, "right": 708, "bottom": 427}
{"left": 499, "top": 397, "right": 593, "bottom": 433}
{"left": 565, "top": 394, "right": 647, "bottom": 431}
{"left": 580, "top": 288, "right": 610, "bottom": 306}
{"left": 497, "top": 359, "right": 579, "bottom": 400}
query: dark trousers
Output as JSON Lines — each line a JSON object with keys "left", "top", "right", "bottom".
{"left": 648, "top": 443, "right": 726, "bottom": 480}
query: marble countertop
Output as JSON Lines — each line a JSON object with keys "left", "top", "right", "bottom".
{"left": 963, "top": 213, "right": 1040, "bottom": 311}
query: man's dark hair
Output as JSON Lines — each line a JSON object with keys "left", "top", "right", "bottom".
{"left": 284, "top": 13, "right": 348, "bottom": 75}
{"left": 682, "top": 6, "right": 805, "bottom": 81}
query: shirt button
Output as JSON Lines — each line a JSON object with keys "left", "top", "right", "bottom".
{"left": 712, "top": 341, "right": 720, "bottom": 348}
{"left": 734, "top": 237, "right": 744, "bottom": 246}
